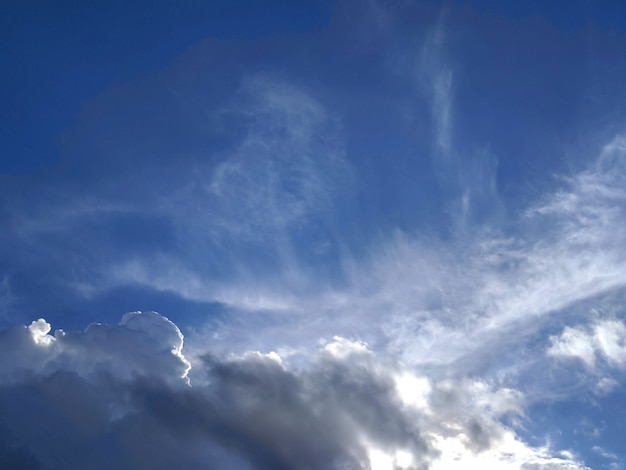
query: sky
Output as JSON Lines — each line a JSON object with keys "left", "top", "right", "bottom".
{"left": 2, "top": 0, "right": 626, "bottom": 468}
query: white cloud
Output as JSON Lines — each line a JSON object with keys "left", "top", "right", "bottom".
{"left": 548, "top": 318, "right": 626, "bottom": 370}
{"left": 91, "top": 77, "right": 351, "bottom": 307}
{"left": 152, "top": 133, "right": 626, "bottom": 470}
{"left": 395, "top": 372, "right": 431, "bottom": 411}
{"left": 28, "top": 318, "right": 54, "bottom": 346}
{"left": 146, "top": 132, "right": 626, "bottom": 415}
{"left": 419, "top": 13, "right": 454, "bottom": 158}
{"left": 0, "top": 76, "right": 352, "bottom": 311}
{"left": 163, "top": 77, "right": 348, "bottom": 244}
{"left": 432, "top": 67, "right": 453, "bottom": 155}
{"left": 429, "top": 431, "right": 589, "bottom": 470}
{"left": 548, "top": 325, "right": 597, "bottom": 367}
{"left": 0, "top": 311, "right": 190, "bottom": 386}
{"left": 0, "top": 312, "right": 590, "bottom": 470}
{"left": 323, "top": 335, "right": 371, "bottom": 360}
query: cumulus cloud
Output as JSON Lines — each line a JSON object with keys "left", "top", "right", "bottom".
{"left": 0, "top": 313, "right": 589, "bottom": 470}
{"left": 548, "top": 317, "right": 626, "bottom": 370}
{"left": 0, "top": 311, "right": 190, "bottom": 386}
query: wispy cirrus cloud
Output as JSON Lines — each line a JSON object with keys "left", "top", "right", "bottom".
{"left": 194, "top": 132, "right": 626, "bottom": 368}
{"left": 99, "top": 77, "right": 350, "bottom": 303}
{"left": 419, "top": 13, "right": 454, "bottom": 159}
{"left": 2, "top": 2, "right": 626, "bottom": 468}
{"left": 167, "top": 77, "right": 347, "bottom": 244}
{"left": 0, "top": 75, "right": 351, "bottom": 320}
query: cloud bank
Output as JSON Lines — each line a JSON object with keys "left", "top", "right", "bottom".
{"left": 0, "top": 312, "right": 590, "bottom": 470}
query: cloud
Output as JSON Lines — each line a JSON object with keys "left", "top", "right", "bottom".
{"left": 164, "top": 132, "right": 626, "bottom": 469}
{"left": 86, "top": 77, "right": 348, "bottom": 303}
{"left": 220, "top": 135, "right": 624, "bottom": 356}
{"left": 0, "top": 311, "right": 190, "bottom": 386}
{"left": 0, "top": 313, "right": 590, "bottom": 469}
{"left": 548, "top": 324, "right": 598, "bottom": 368}
{"left": 419, "top": 12, "right": 454, "bottom": 159}
{"left": 0, "top": 311, "right": 193, "bottom": 469}
{"left": 548, "top": 317, "right": 626, "bottom": 370}
{"left": 412, "top": 12, "right": 504, "bottom": 230}
{"left": 0, "top": 72, "right": 351, "bottom": 318}
{"left": 167, "top": 76, "right": 347, "bottom": 244}
{"left": 2, "top": 4, "right": 626, "bottom": 467}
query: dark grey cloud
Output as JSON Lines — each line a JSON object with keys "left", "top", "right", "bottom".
{"left": 0, "top": 312, "right": 589, "bottom": 469}
{"left": 0, "top": 312, "right": 430, "bottom": 469}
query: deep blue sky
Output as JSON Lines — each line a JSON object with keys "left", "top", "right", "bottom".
{"left": 1, "top": 0, "right": 332, "bottom": 171}
{"left": 2, "top": 1, "right": 626, "bottom": 469}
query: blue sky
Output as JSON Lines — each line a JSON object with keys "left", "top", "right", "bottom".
{"left": 2, "top": 1, "right": 626, "bottom": 468}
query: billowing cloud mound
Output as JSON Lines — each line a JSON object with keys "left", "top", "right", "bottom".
{"left": 0, "top": 312, "right": 588, "bottom": 470}
{"left": 0, "top": 311, "right": 189, "bottom": 385}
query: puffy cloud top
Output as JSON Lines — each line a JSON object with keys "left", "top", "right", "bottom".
{"left": 0, "top": 311, "right": 190, "bottom": 386}
{"left": 0, "top": 313, "right": 589, "bottom": 470}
